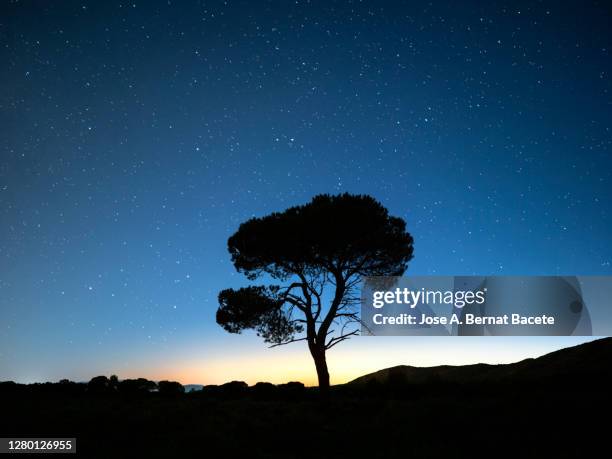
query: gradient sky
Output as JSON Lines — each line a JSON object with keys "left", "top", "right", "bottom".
{"left": 1, "top": 0, "right": 611, "bottom": 385}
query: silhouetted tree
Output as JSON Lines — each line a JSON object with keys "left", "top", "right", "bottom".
{"left": 216, "top": 193, "right": 413, "bottom": 390}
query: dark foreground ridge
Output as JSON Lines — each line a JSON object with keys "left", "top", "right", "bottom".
{"left": 349, "top": 336, "right": 612, "bottom": 386}
{"left": 1, "top": 338, "right": 611, "bottom": 458}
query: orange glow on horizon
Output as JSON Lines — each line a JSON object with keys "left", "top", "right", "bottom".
{"left": 104, "top": 337, "right": 596, "bottom": 387}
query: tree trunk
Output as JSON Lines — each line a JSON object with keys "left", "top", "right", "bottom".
{"left": 311, "top": 347, "right": 330, "bottom": 391}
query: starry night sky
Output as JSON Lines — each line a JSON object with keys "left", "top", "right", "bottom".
{"left": 1, "top": 0, "right": 611, "bottom": 385}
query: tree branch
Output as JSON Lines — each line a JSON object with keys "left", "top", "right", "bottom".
{"left": 268, "top": 337, "right": 309, "bottom": 348}
{"left": 325, "top": 330, "right": 359, "bottom": 349}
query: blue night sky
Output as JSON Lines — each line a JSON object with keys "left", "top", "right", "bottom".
{"left": 1, "top": 0, "right": 611, "bottom": 385}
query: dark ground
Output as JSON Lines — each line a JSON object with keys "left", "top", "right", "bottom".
{"left": 0, "top": 382, "right": 609, "bottom": 458}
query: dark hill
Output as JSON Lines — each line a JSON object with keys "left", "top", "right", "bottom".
{"left": 348, "top": 337, "right": 612, "bottom": 386}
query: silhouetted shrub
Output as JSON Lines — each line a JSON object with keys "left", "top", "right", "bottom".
{"left": 109, "top": 375, "right": 119, "bottom": 392}
{"left": 251, "top": 382, "right": 277, "bottom": 398}
{"left": 200, "top": 384, "right": 220, "bottom": 398}
{"left": 0, "top": 381, "right": 20, "bottom": 395}
{"left": 218, "top": 381, "right": 248, "bottom": 397}
{"left": 57, "top": 379, "right": 86, "bottom": 395}
{"left": 118, "top": 378, "right": 157, "bottom": 395}
{"left": 88, "top": 376, "right": 111, "bottom": 394}
{"left": 158, "top": 380, "right": 185, "bottom": 396}
{"left": 277, "top": 381, "right": 306, "bottom": 399}
{"left": 278, "top": 381, "right": 304, "bottom": 391}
